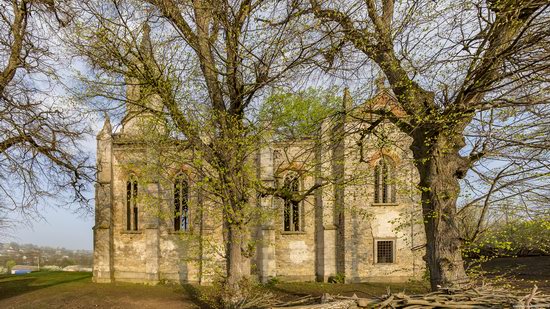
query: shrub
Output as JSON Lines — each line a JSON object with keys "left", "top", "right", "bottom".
{"left": 328, "top": 273, "right": 345, "bottom": 284}
{"left": 5, "top": 260, "right": 15, "bottom": 273}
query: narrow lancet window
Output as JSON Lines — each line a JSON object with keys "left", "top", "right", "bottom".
{"left": 174, "top": 173, "right": 189, "bottom": 231}
{"left": 283, "top": 172, "right": 300, "bottom": 232}
{"left": 374, "top": 157, "right": 396, "bottom": 204}
{"left": 126, "top": 176, "right": 138, "bottom": 230}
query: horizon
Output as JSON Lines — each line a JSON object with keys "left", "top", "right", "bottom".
{"left": 5, "top": 207, "right": 94, "bottom": 251}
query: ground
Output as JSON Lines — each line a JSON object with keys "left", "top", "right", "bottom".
{"left": 0, "top": 256, "right": 547, "bottom": 308}
{"left": 0, "top": 272, "right": 197, "bottom": 309}
{"left": 476, "top": 255, "right": 550, "bottom": 291}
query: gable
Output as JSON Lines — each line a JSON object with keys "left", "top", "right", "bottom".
{"left": 352, "top": 89, "right": 406, "bottom": 119}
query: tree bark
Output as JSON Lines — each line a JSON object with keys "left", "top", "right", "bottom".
{"left": 226, "top": 220, "right": 245, "bottom": 294}
{"left": 215, "top": 125, "right": 252, "bottom": 306}
{"left": 412, "top": 129, "right": 469, "bottom": 290}
{"left": 221, "top": 194, "right": 252, "bottom": 307}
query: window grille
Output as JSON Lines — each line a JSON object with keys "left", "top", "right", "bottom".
{"left": 376, "top": 240, "right": 394, "bottom": 263}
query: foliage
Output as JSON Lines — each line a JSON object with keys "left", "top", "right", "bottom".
{"left": 465, "top": 217, "right": 550, "bottom": 259}
{"left": 265, "top": 276, "right": 281, "bottom": 286}
{"left": 60, "top": 258, "right": 76, "bottom": 269}
{"left": 328, "top": 273, "right": 346, "bottom": 284}
{"left": 66, "top": 1, "right": 329, "bottom": 305}
{"left": 463, "top": 216, "right": 549, "bottom": 284}
{"left": 261, "top": 88, "right": 340, "bottom": 139}
{"left": 5, "top": 260, "right": 15, "bottom": 273}
{"left": 195, "top": 277, "right": 277, "bottom": 309}
{"left": 306, "top": 0, "right": 550, "bottom": 289}
{"left": 60, "top": 0, "right": 550, "bottom": 297}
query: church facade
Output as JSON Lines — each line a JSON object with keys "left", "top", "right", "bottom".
{"left": 92, "top": 87, "right": 426, "bottom": 285}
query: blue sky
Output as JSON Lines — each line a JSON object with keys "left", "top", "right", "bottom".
{"left": 8, "top": 129, "right": 98, "bottom": 251}
{"left": 11, "top": 208, "right": 94, "bottom": 250}
{"left": 3, "top": 110, "right": 101, "bottom": 251}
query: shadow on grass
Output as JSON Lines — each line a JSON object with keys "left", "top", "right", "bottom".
{"left": 181, "top": 283, "right": 218, "bottom": 309}
{"left": 0, "top": 271, "right": 91, "bottom": 301}
{"left": 180, "top": 281, "right": 428, "bottom": 309}
{"left": 268, "top": 281, "right": 429, "bottom": 299}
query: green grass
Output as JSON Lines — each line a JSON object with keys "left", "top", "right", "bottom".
{"left": 1, "top": 257, "right": 547, "bottom": 308}
{"left": 0, "top": 271, "right": 92, "bottom": 300}
{"left": 271, "top": 281, "right": 430, "bottom": 298}
{"left": 0, "top": 271, "right": 196, "bottom": 309}
{"left": 184, "top": 279, "right": 430, "bottom": 308}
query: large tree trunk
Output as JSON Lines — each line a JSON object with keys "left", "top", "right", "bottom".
{"left": 217, "top": 129, "right": 251, "bottom": 307}
{"left": 226, "top": 223, "right": 245, "bottom": 283}
{"left": 411, "top": 129, "right": 469, "bottom": 290}
{"left": 225, "top": 220, "right": 247, "bottom": 303}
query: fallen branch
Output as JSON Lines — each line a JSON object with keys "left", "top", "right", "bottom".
{"left": 273, "top": 285, "right": 550, "bottom": 308}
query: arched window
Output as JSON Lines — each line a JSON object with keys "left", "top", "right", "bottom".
{"left": 174, "top": 173, "right": 189, "bottom": 231}
{"left": 126, "top": 175, "right": 138, "bottom": 230}
{"left": 374, "top": 157, "right": 396, "bottom": 204}
{"left": 283, "top": 172, "right": 301, "bottom": 232}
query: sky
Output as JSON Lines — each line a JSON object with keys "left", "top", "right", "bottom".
{"left": 10, "top": 208, "right": 94, "bottom": 251}
{"left": 7, "top": 128, "right": 98, "bottom": 251}
{"left": 3, "top": 107, "right": 101, "bottom": 251}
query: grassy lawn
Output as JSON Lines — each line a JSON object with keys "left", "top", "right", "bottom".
{"left": 0, "top": 271, "right": 430, "bottom": 308}
{"left": 0, "top": 258, "right": 546, "bottom": 309}
{"left": 0, "top": 271, "right": 91, "bottom": 300}
{"left": 270, "top": 281, "right": 429, "bottom": 298}
{"left": 0, "top": 271, "right": 197, "bottom": 309}
{"left": 476, "top": 255, "right": 550, "bottom": 292}
{"left": 184, "top": 280, "right": 430, "bottom": 308}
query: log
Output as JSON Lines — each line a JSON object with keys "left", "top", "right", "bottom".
{"left": 376, "top": 294, "right": 394, "bottom": 308}
{"left": 272, "top": 285, "right": 550, "bottom": 309}
{"left": 403, "top": 299, "right": 477, "bottom": 308}
{"left": 524, "top": 285, "right": 538, "bottom": 308}
{"left": 272, "top": 300, "right": 356, "bottom": 309}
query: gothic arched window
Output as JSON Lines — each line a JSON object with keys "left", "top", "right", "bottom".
{"left": 283, "top": 172, "right": 301, "bottom": 232}
{"left": 374, "top": 157, "right": 397, "bottom": 204}
{"left": 126, "top": 175, "right": 138, "bottom": 230}
{"left": 174, "top": 173, "right": 189, "bottom": 231}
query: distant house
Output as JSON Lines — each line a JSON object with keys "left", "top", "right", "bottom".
{"left": 11, "top": 265, "right": 38, "bottom": 275}
{"left": 63, "top": 265, "right": 92, "bottom": 272}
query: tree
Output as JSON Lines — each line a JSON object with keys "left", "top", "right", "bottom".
{"left": 261, "top": 87, "right": 340, "bottom": 140}
{"left": 306, "top": 0, "right": 550, "bottom": 289}
{"left": 5, "top": 259, "right": 16, "bottom": 274}
{"left": 0, "top": 0, "right": 91, "bottom": 225}
{"left": 67, "top": 0, "right": 322, "bottom": 304}
{"left": 458, "top": 105, "right": 550, "bottom": 243}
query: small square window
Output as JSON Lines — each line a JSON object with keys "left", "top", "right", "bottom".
{"left": 376, "top": 240, "right": 394, "bottom": 263}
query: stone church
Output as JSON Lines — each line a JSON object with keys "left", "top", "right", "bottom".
{"left": 92, "top": 82, "right": 426, "bottom": 285}
{"left": 92, "top": 28, "right": 425, "bottom": 284}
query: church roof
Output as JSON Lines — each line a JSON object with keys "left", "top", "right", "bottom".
{"left": 350, "top": 88, "right": 406, "bottom": 119}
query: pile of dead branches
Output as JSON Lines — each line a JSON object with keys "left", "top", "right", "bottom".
{"left": 272, "top": 285, "right": 549, "bottom": 308}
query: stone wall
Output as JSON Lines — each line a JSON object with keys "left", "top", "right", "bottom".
{"left": 93, "top": 90, "right": 426, "bottom": 285}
